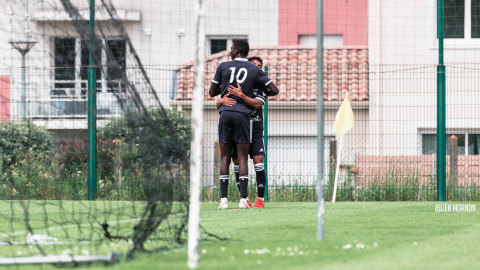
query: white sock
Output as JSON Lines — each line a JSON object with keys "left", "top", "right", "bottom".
{"left": 258, "top": 197, "right": 264, "bottom": 201}
{"left": 221, "top": 198, "right": 228, "bottom": 203}
{"left": 246, "top": 197, "right": 250, "bottom": 201}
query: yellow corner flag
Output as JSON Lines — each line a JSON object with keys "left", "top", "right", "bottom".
{"left": 333, "top": 93, "right": 354, "bottom": 138}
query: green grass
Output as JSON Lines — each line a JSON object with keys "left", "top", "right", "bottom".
{"left": 3, "top": 202, "right": 480, "bottom": 269}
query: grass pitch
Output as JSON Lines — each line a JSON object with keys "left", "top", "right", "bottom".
{"left": 5, "top": 201, "right": 480, "bottom": 269}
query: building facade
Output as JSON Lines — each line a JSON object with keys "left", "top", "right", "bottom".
{"left": 0, "top": 0, "right": 370, "bottom": 184}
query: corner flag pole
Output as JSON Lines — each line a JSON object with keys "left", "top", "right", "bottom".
{"left": 332, "top": 136, "right": 343, "bottom": 203}
{"left": 332, "top": 93, "right": 354, "bottom": 203}
{"left": 316, "top": 0, "right": 325, "bottom": 241}
{"left": 188, "top": 0, "right": 205, "bottom": 268}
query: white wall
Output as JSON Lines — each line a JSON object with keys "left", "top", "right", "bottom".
{"left": 0, "top": 0, "right": 279, "bottom": 123}
{"left": 369, "top": 0, "right": 480, "bottom": 65}
{"left": 368, "top": 0, "right": 480, "bottom": 156}
{"left": 0, "top": 0, "right": 279, "bottom": 66}
{"left": 109, "top": 0, "right": 279, "bottom": 65}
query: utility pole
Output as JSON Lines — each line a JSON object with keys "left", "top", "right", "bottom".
{"left": 436, "top": 0, "right": 446, "bottom": 201}
{"left": 264, "top": 66, "right": 269, "bottom": 201}
{"left": 87, "top": 0, "right": 97, "bottom": 200}
{"left": 316, "top": 0, "right": 325, "bottom": 240}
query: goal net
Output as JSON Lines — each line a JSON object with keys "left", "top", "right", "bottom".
{"left": 0, "top": 0, "right": 190, "bottom": 264}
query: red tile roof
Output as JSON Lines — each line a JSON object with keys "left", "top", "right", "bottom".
{"left": 176, "top": 45, "right": 368, "bottom": 102}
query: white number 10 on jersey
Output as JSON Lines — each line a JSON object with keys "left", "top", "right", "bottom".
{"left": 229, "top": 67, "right": 248, "bottom": 84}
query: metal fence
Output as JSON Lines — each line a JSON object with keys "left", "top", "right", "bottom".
{"left": 176, "top": 60, "right": 480, "bottom": 202}
{"left": 1, "top": 61, "right": 480, "bottom": 202}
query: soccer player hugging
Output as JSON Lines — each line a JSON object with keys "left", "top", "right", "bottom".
{"left": 209, "top": 40, "right": 279, "bottom": 209}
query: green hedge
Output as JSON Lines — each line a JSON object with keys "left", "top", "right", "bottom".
{"left": 0, "top": 110, "right": 191, "bottom": 200}
{"left": 100, "top": 108, "right": 192, "bottom": 164}
{"left": 0, "top": 121, "right": 55, "bottom": 167}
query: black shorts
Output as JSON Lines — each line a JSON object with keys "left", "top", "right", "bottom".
{"left": 231, "top": 134, "right": 265, "bottom": 159}
{"left": 218, "top": 111, "right": 252, "bottom": 144}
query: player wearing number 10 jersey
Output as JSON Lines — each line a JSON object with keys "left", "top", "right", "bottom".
{"left": 209, "top": 40, "right": 278, "bottom": 210}
{"left": 217, "top": 56, "right": 271, "bottom": 209}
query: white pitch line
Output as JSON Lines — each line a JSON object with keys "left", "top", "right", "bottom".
{"left": 0, "top": 241, "right": 91, "bottom": 246}
{"left": 0, "top": 212, "right": 186, "bottom": 239}
{"left": 0, "top": 218, "right": 142, "bottom": 239}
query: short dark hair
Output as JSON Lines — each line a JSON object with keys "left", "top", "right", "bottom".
{"left": 232, "top": 39, "right": 249, "bottom": 56}
{"left": 248, "top": 56, "right": 263, "bottom": 67}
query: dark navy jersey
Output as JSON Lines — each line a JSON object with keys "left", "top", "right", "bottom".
{"left": 212, "top": 58, "right": 272, "bottom": 117}
{"left": 251, "top": 84, "right": 268, "bottom": 135}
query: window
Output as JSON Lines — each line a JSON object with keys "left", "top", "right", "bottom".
{"left": 210, "top": 39, "right": 227, "bottom": 54}
{"left": 207, "top": 37, "right": 248, "bottom": 55}
{"left": 472, "top": 0, "right": 480, "bottom": 37}
{"left": 53, "top": 38, "right": 76, "bottom": 96}
{"left": 298, "top": 34, "right": 343, "bottom": 46}
{"left": 437, "top": 0, "right": 480, "bottom": 39}
{"left": 80, "top": 40, "right": 102, "bottom": 81}
{"left": 106, "top": 40, "right": 126, "bottom": 79}
{"left": 422, "top": 133, "right": 480, "bottom": 155}
{"left": 106, "top": 40, "right": 127, "bottom": 92}
{"left": 53, "top": 38, "right": 127, "bottom": 98}
{"left": 444, "top": 0, "right": 465, "bottom": 38}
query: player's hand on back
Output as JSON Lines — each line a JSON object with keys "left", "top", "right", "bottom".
{"left": 227, "top": 83, "right": 244, "bottom": 99}
{"left": 219, "top": 96, "right": 236, "bottom": 107}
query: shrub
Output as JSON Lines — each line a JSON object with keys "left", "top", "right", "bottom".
{"left": 100, "top": 108, "right": 191, "bottom": 164}
{"left": 58, "top": 139, "right": 115, "bottom": 179}
{"left": 0, "top": 121, "right": 55, "bottom": 167}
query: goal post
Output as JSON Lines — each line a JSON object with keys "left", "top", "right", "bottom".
{"left": 188, "top": 0, "right": 206, "bottom": 268}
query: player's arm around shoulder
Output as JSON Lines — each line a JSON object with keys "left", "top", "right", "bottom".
{"left": 209, "top": 63, "right": 223, "bottom": 97}
{"left": 266, "top": 82, "right": 279, "bottom": 96}
{"left": 256, "top": 68, "right": 279, "bottom": 96}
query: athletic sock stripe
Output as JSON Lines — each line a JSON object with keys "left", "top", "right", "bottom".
{"left": 254, "top": 163, "right": 264, "bottom": 171}
{"left": 220, "top": 175, "right": 229, "bottom": 179}
{"left": 234, "top": 165, "right": 239, "bottom": 172}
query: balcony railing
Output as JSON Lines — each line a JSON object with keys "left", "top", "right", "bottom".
{"left": 51, "top": 79, "right": 127, "bottom": 99}
{"left": 24, "top": 92, "right": 135, "bottom": 118}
